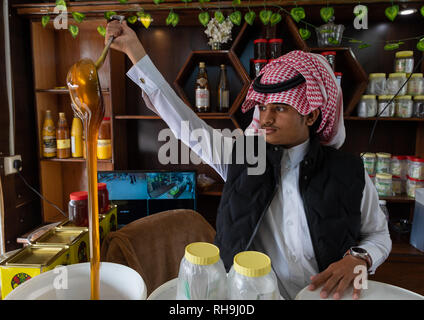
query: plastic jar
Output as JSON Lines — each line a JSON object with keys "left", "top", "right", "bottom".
{"left": 395, "top": 95, "right": 413, "bottom": 118}
{"left": 391, "top": 155, "right": 407, "bottom": 178}
{"left": 253, "top": 59, "right": 268, "bottom": 78}
{"left": 321, "top": 51, "right": 336, "bottom": 71}
{"left": 367, "top": 73, "right": 386, "bottom": 95}
{"left": 407, "top": 156, "right": 424, "bottom": 180}
{"left": 268, "top": 39, "right": 283, "bottom": 59}
{"left": 406, "top": 175, "right": 424, "bottom": 198}
{"left": 254, "top": 39, "right": 268, "bottom": 60}
{"left": 386, "top": 73, "right": 407, "bottom": 95}
{"left": 98, "top": 183, "right": 110, "bottom": 214}
{"left": 375, "top": 173, "right": 393, "bottom": 197}
{"left": 407, "top": 73, "right": 424, "bottom": 96}
{"left": 392, "top": 175, "right": 402, "bottom": 196}
{"left": 362, "top": 152, "right": 376, "bottom": 175}
{"left": 227, "top": 251, "right": 279, "bottom": 300}
{"left": 413, "top": 95, "right": 424, "bottom": 118}
{"left": 394, "top": 51, "right": 414, "bottom": 74}
{"left": 376, "top": 152, "right": 392, "bottom": 174}
{"left": 335, "top": 72, "right": 342, "bottom": 87}
{"left": 357, "top": 95, "right": 377, "bottom": 117}
{"left": 377, "top": 95, "right": 395, "bottom": 117}
{"left": 68, "top": 191, "right": 88, "bottom": 227}
{"left": 176, "top": 242, "right": 227, "bottom": 300}
{"left": 379, "top": 200, "right": 389, "bottom": 222}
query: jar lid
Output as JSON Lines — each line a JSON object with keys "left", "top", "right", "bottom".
{"left": 268, "top": 38, "right": 283, "bottom": 43}
{"left": 334, "top": 72, "right": 342, "bottom": 76}
{"left": 407, "top": 175, "right": 424, "bottom": 182}
{"left": 392, "top": 155, "right": 407, "bottom": 160}
{"left": 233, "top": 251, "right": 271, "bottom": 277}
{"left": 395, "top": 50, "right": 413, "bottom": 58}
{"left": 376, "top": 173, "right": 392, "bottom": 179}
{"left": 321, "top": 51, "right": 336, "bottom": 56}
{"left": 254, "top": 39, "right": 268, "bottom": 43}
{"left": 103, "top": 117, "right": 110, "bottom": 121}
{"left": 392, "top": 175, "right": 401, "bottom": 179}
{"left": 411, "top": 73, "right": 423, "bottom": 78}
{"left": 378, "top": 95, "right": 395, "bottom": 100}
{"left": 369, "top": 73, "right": 386, "bottom": 79}
{"left": 378, "top": 200, "right": 387, "bottom": 205}
{"left": 184, "top": 242, "right": 220, "bottom": 266}
{"left": 70, "top": 191, "right": 88, "bottom": 201}
{"left": 395, "top": 95, "right": 412, "bottom": 100}
{"left": 98, "top": 183, "right": 107, "bottom": 190}
{"left": 199, "top": 62, "right": 206, "bottom": 68}
{"left": 408, "top": 156, "right": 424, "bottom": 163}
{"left": 362, "top": 95, "right": 376, "bottom": 99}
{"left": 362, "top": 152, "right": 376, "bottom": 158}
{"left": 389, "top": 73, "right": 407, "bottom": 78}
{"left": 253, "top": 59, "right": 268, "bottom": 63}
{"left": 369, "top": 174, "right": 375, "bottom": 178}
{"left": 414, "top": 95, "right": 424, "bottom": 100}
{"left": 376, "top": 152, "right": 391, "bottom": 158}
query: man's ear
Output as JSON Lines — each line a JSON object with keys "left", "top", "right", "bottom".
{"left": 306, "top": 109, "right": 320, "bottom": 127}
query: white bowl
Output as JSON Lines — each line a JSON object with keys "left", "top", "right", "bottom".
{"left": 5, "top": 262, "right": 146, "bottom": 300}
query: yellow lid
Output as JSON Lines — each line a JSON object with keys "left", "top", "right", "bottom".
{"left": 199, "top": 62, "right": 206, "bottom": 68}
{"left": 411, "top": 73, "right": 423, "bottom": 78}
{"left": 378, "top": 95, "right": 395, "bottom": 100}
{"left": 376, "top": 152, "right": 391, "bottom": 158}
{"left": 395, "top": 95, "right": 412, "bottom": 100}
{"left": 233, "top": 251, "right": 271, "bottom": 277}
{"left": 376, "top": 173, "right": 392, "bottom": 179}
{"left": 395, "top": 51, "right": 413, "bottom": 58}
{"left": 362, "top": 95, "right": 376, "bottom": 99}
{"left": 362, "top": 152, "right": 376, "bottom": 158}
{"left": 389, "top": 73, "right": 407, "bottom": 78}
{"left": 369, "top": 73, "right": 386, "bottom": 79}
{"left": 184, "top": 242, "right": 220, "bottom": 265}
{"left": 414, "top": 95, "right": 424, "bottom": 100}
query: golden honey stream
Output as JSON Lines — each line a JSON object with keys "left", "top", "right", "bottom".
{"left": 67, "top": 59, "right": 104, "bottom": 300}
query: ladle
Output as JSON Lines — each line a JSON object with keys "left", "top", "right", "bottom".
{"left": 95, "top": 15, "right": 125, "bottom": 69}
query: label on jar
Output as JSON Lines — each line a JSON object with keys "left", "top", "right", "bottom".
{"left": 57, "top": 139, "right": 70, "bottom": 149}
{"left": 43, "top": 136, "right": 56, "bottom": 153}
{"left": 376, "top": 179, "right": 392, "bottom": 197}
{"left": 363, "top": 159, "right": 375, "bottom": 175}
{"left": 97, "top": 140, "right": 112, "bottom": 159}
{"left": 195, "top": 88, "right": 210, "bottom": 108}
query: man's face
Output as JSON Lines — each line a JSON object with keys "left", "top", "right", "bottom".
{"left": 259, "top": 103, "right": 314, "bottom": 148}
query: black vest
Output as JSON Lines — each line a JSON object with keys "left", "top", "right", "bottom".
{"left": 214, "top": 135, "right": 365, "bottom": 272}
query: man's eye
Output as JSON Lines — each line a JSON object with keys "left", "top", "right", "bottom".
{"left": 258, "top": 106, "right": 266, "bottom": 111}
{"left": 276, "top": 106, "right": 286, "bottom": 112}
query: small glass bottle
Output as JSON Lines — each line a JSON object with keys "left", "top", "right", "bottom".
{"left": 320, "top": 51, "right": 336, "bottom": 71}
{"left": 254, "top": 39, "right": 268, "bottom": 59}
{"left": 97, "top": 117, "right": 112, "bottom": 160}
{"left": 42, "top": 110, "right": 56, "bottom": 158}
{"left": 217, "top": 64, "right": 230, "bottom": 113}
{"left": 56, "top": 112, "right": 71, "bottom": 159}
{"left": 195, "top": 62, "right": 210, "bottom": 112}
{"left": 268, "top": 38, "right": 283, "bottom": 59}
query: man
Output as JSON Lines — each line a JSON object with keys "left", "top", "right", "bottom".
{"left": 105, "top": 21, "right": 391, "bottom": 300}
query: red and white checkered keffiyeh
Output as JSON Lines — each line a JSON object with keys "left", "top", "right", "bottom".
{"left": 243, "top": 50, "right": 345, "bottom": 149}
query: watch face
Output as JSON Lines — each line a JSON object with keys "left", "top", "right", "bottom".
{"left": 352, "top": 247, "right": 367, "bottom": 254}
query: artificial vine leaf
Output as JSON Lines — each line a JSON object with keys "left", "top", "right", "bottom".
{"left": 299, "top": 28, "right": 311, "bottom": 40}
{"left": 199, "top": 0, "right": 210, "bottom": 3}
{"left": 290, "top": 7, "right": 305, "bottom": 23}
{"left": 127, "top": 16, "right": 138, "bottom": 24}
{"left": 417, "top": 39, "right": 424, "bottom": 51}
{"left": 270, "top": 13, "right": 282, "bottom": 26}
{"left": 259, "top": 10, "right": 272, "bottom": 25}
{"left": 385, "top": 5, "right": 399, "bottom": 22}
{"left": 244, "top": 11, "right": 256, "bottom": 25}
{"left": 104, "top": 11, "right": 117, "bottom": 20}
{"left": 384, "top": 42, "right": 401, "bottom": 51}
{"left": 349, "top": 39, "right": 363, "bottom": 43}
{"left": 69, "top": 25, "right": 79, "bottom": 38}
{"left": 56, "top": 0, "right": 67, "bottom": 8}
{"left": 41, "top": 15, "right": 50, "bottom": 28}
{"left": 139, "top": 13, "right": 152, "bottom": 28}
{"left": 72, "top": 12, "right": 85, "bottom": 23}
{"left": 232, "top": 0, "right": 241, "bottom": 5}
{"left": 320, "top": 7, "right": 334, "bottom": 23}
{"left": 328, "top": 37, "right": 340, "bottom": 45}
{"left": 229, "top": 11, "right": 242, "bottom": 26}
{"left": 153, "top": 0, "right": 162, "bottom": 4}
{"left": 166, "top": 11, "right": 179, "bottom": 27}
{"left": 119, "top": 0, "right": 128, "bottom": 3}
{"left": 198, "top": 11, "right": 210, "bottom": 27}
{"left": 215, "top": 11, "right": 225, "bottom": 23}
{"left": 421, "top": 6, "right": 424, "bottom": 18}
{"left": 97, "top": 26, "right": 106, "bottom": 37}
{"left": 358, "top": 43, "right": 371, "bottom": 49}
{"left": 181, "top": 0, "right": 192, "bottom": 2}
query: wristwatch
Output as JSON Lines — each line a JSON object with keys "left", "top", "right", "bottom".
{"left": 343, "top": 247, "right": 372, "bottom": 270}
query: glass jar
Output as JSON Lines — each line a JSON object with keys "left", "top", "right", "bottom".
{"left": 386, "top": 73, "right": 407, "bottom": 95}
{"left": 413, "top": 95, "right": 424, "bottom": 118}
{"left": 253, "top": 59, "right": 268, "bottom": 78}
{"left": 379, "top": 200, "right": 389, "bottom": 222}
{"left": 407, "top": 156, "right": 424, "bottom": 180}
{"left": 227, "top": 251, "right": 279, "bottom": 300}
{"left": 254, "top": 39, "right": 268, "bottom": 60}
{"left": 357, "top": 95, "right": 377, "bottom": 117}
{"left": 376, "top": 152, "right": 392, "bottom": 174}
{"left": 335, "top": 72, "right": 342, "bottom": 87}
{"left": 406, "top": 175, "right": 424, "bottom": 198}
{"left": 375, "top": 173, "right": 393, "bottom": 197}
{"left": 407, "top": 73, "right": 424, "bottom": 96}
{"left": 377, "top": 95, "right": 395, "bottom": 117}
{"left": 394, "top": 51, "right": 414, "bottom": 74}
{"left": 391, "top": 155, "right": 407, "bottom": 179}
{"left": 176, "top": 242, "right": 227, "bottom": 300}
{"left": 97, "top": 117, "right": 112, "bottom": 160}
{"left": 394, "top": 95, "right": 413, "bottom": 118}
{"left": 268, "top": 38, "right": 283, "bottom": 59}
{"left": 321, "top": 51, "right": 336, "bottom": 71}
{"left": 362, "top": 152, "right": 376, "bottom": 175}
{"left": 98, "top": 183, "right": 109, "bottom": 214}
{"left": 392, "top": 176, "right": 402, "bottom": 196}
{"left": 367, "top": 73, "right": 386, "bottom": 95}
{"left": 68, "top": 191, "right": 89, "bottom": 227}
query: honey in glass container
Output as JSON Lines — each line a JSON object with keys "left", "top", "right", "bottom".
{"left": 56, "top": 112, "right": 71, "bottom": 159}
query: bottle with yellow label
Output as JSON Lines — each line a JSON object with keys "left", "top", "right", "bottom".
{"left": 71, "top": 114, "right": 83, "bottom": 158}
{"left": 97, "top": 117, "right": 112, "bottom": 160}
{"left": 42, "top": 110, "right": 56, "bottom": 158}
{"left": 56, "top": 112, "right": 71, "bottom": 159}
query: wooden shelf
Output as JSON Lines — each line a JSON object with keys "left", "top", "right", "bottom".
{"left": 36, "top": 88, "right": 110, "bottom": 94}
{"left": 115, "top": 113, "right": 232, "bottom": 120}
{"left": 390, "top": 237, "right": 424, "bottom": 257}
{"left": 41, "top": 158, "right": 112, "bottom": 163}
{"left": 345, "top": 116, "right": 424, "bottom": 122}
{"left": 380, "top": 195, "right": 415, "bottom": 203}
{"left": 198, "top": 184, "right": 224, "bottom": 196}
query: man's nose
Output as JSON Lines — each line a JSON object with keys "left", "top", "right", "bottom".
{"left": 261, "top": 109, "right": 274, "bottom": 126}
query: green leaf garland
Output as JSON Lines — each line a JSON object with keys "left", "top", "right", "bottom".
{"left": 41, "top": 15, "right": 50, "bottom": 28}
{"left": 229, "top": 11, "right": 242, "bottom": 26}
{"left": 385, "top": 5, "right": 399, "bottom": 22}
{"left": 244, "top": 11, "right": 256, "bottom": 25}
{"left": 104, "top": 11, "right": 117, "bottom": 20}
{"left": 320, "top": 7, "right": 334, "bottom": 23}
{"left": 97, "top": 26, "right": 106, "bottom": 37}
{"left": 215, "top": 11, "right": 225, "bottom": 23}
{"left": 69, "top": 25, "right": 79, "bottom": 38}
{"left": 290, "top": 7, "right": 305, "bottom": 23}
{"left": 270, "top": 12, "right": 282, "bottom": 26}
{"left": 299, "top": 28, "right": 311, "bottom": 40}
{"left": 259, "top": 9, "right": 272, "bottom": 25}
{"left": 127, "top": 16, "right": 138, "bottom": 24}
{"left": 166, "top": 11, "right": 179, "bottom": 27}
{"left": 72, "top": 12, "right": 85, "bottom": 23}
{"left": 198, "top": 11, "right": 210, "bottom": 27}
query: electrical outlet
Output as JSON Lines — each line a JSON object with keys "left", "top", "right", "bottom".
{"left": 4, "top": 155, "right": 22, "bottom": 176}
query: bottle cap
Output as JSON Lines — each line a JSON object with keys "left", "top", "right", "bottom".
{"left": 362, "top": 95, "right": 376, "bottom": 99}
{"left": 411, "top": 73, "right": 423, "bottom": 78}
{"left": 184, "top": 242, "right": 220, "bottom": 265}
{"left": 321, "top": 51, "right": 337, "bottom": 56}
{"left": 103, "top": 117, "right": 111, "bottom": 121}
{"left": 220, "top": 64, "right": 225, "bottom": 68}
{"left": 389, "top": 73, "right": 406, "bottom": 78}
{"left": 392, "top": 155, "right": 407, "bottom": 160}
{"left": 369, "top": 73, "right": 386, "bottom": 79}
{"left": 395, "top": 51, "right": 413, "bottom": 58}
{"left": 268, "top": 38, "right": 283, "bottom": 43}
{"left": 253, "top": 39, "right": 268, "bottom": 44}
{"left": 233, "top": 251, "right": 271, "bottom": 277}
{"left": 70, "top": 191, "right": 88, "bottom": 201}
{"left": 376, "top": 152, "right": 391, "bottom": 158}
{"left": 362, "top": 152, "right": 376, "bottom": 158}
{"left": 414, "top": 95, "right": 424, "bottom": 100}
{"left": 394, "top": 95, "right": 412, "bottom": 100}
{"left": 199, "top": 62, "right": 206, "bottom": 68}
{"left": 98, "top": 183, "right": 107, "bottom": 190}
{"left": 376, "top": 173, "right": 392, "bottom": 179}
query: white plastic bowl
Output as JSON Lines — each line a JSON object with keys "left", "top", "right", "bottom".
{"left": 4, "top": 262, "right": 146, "bottom": 300}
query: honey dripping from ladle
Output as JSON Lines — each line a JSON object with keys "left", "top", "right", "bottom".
{"left": 66, "top": 15, "right": 124, "bottom": 300}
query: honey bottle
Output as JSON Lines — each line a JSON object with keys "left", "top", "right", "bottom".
{"left": 56, "top": 112, "right": 71, "bottom": 159}
{"left": 42, "top": 110, "right": 56, "bottom": 158}
{"left": 97, "top": 117, "right": 112, "bottom": 160}
{"left": 195, "top": 62, "right": 210, "bottom": 112}
{"left": 71, "top": 114, "right": 83, "bottom": 158}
